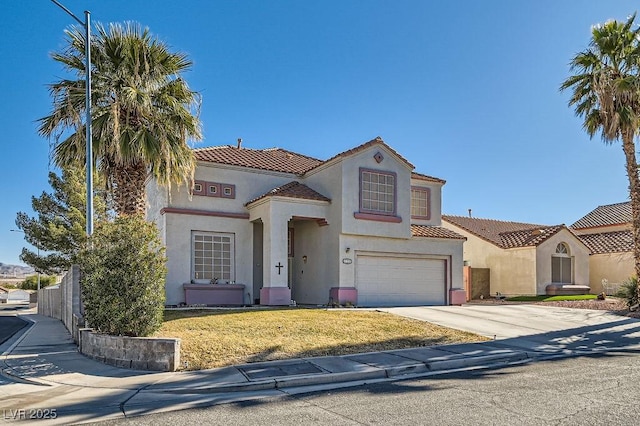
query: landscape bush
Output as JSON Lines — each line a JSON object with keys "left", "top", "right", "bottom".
{"left": 78, "top": 215, "right": 166, "bottom": 337}
{"left": 617, "top": 277, "right": 639, "bottom": 309}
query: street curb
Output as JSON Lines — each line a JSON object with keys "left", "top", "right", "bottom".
{"left": 144, "top": 352, "right": 530, "bottom": 394}
{"left": 427, "top": 352, "right": 530, "bottom": 371}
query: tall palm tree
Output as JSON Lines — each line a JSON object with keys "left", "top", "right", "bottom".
{"left": 39, "top": 22, "right": 202, "bottom": 216}
{"left": 560, "top": 14, "right": 640, "bottom": 298}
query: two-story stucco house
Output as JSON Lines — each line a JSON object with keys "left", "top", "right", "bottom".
{"left": 147, "top": 137, "right": 466, "bottom": 307}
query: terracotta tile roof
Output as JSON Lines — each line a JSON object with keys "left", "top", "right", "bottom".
{"left": 307, "top": 136, "right": 415, "bottom": 171}
{"left": 443, "top": 215, "right": 550, "bottom": 247}
{"left": 194, "top": 146, "right": 323, "bottom": 175}
{"left": 577, "top": 230, "right": 633, "bottom": 254}
{"left": 499, "top": 225, "right": 565, "bottom": 249}
{"left": 246, "top": 181, "right": 331, "bottom": 206}
{"left": 571, "top": 201, "right": 631, "bottom": 230}
{"left": 411, "top": 225, "right": 466, "bottom": 240}
{"left": 411, "top": 172, "right": 446, "bottom": 184}
{"left": 194, "top": 137, "right": 447, "bottom": 183}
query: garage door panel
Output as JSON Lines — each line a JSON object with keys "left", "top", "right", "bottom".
{"left": 356, "top": 255, "right": 445, "bottom": 306}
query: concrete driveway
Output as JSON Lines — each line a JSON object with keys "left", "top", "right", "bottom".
{"left": 379, "top": 304, "right": 639, "bottom": 340}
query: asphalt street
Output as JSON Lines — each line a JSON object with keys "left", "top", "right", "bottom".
{"left": 0, "top": 314, "right": 27, "bottom": 346}
{"left": 92, "top": 351, "right": 640, "bottom": 426}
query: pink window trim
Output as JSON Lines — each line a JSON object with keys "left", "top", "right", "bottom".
{"left": 192, "top": 180, "right": 236, "bottom": 199}
{"left": 193, "top": 180, "right": 206, "bottom": 196}
{"left": 353, "top": 212, "right": 402, "bottom": 223}
{"left": 358, "top": 167, "right": 398, "bottom": 217}
{"left": 410, "top": 186, "right": 431, "bottom": 220}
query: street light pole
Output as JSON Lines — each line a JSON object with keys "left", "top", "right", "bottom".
{"left": 51, "top": 0, "right": 93, "bottom": 237}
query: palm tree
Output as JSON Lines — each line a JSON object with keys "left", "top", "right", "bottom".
{"left": 560, "top": 14, "right": 640, "bottom": 299}
{"left": 39, "top": 22, "right": 202, "bottom": 216}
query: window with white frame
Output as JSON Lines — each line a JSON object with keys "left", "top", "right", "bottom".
{"left": 192, "top": 232, "right": 234, "bottom": 283}
{"left": 411, "top": 187, "right": 430, "bottom": 219}
{"left": 360, "top": 169, "right": 396, "bottom": 215}
{"left": 551, "top": 242, "right": 572, "bottom": 283}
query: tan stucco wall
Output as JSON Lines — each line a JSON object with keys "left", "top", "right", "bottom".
{"left": 535, "top": 230, "right": 590, "bottom": 294}
{"left": 441, "top": 222, "right": 591, "bottom": 296}
{"left": 589, "top": 252, "right": 634, "bottom": 291}
{"left": 439, "top": 222, "right": 532, "bottom": 295}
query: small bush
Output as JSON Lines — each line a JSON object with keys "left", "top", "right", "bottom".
{"left": 78, "top": 215, "right": 167, "bottom": 337}
{"left": 617, "top": 277, "right": 639, "bottom": 309}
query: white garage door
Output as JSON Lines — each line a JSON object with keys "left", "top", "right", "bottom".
{"left": 356, "top": 255, "right": 446, "bottom": 307}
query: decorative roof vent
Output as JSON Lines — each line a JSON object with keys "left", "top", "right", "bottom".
{"left": 373, "top": 152, "right": 384, "bottom": 163}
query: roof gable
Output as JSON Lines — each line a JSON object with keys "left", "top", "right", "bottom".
{"left": 571, "top": 201, "right": 631, "bottom": 230}
{"left": 308, "top": 136, "right": 415, "bottom": 172}
{"left": 246, "top": 181, "right": 331, "bottom": 206}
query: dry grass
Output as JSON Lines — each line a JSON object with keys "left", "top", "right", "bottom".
{"left": 156, "top": 308, "right": 486, "bottom": 370}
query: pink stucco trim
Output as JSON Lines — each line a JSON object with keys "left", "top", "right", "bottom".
{"left": 449, "top": 289, "right": 466, "bottom": 306}
{"left": 353, "top": 212, "right": 402, "bottom": 223}
{"left": 330, "top": 287, "right": 358, "bottom": 305}
{"left": 260, "top": 287, "right": 291, "bottom": 306}
{"left": 184, "top": 283, "right": 245, "bottom": 305}
{"left": 160, "top": 207, "right": 250, "bottom": 220}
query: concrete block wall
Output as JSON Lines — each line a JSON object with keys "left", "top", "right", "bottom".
{"left": 79, "top": 329, "right": 181, "bottom": 372}
{"left": 38, "top": 265, "right": 82, "bottom": 342}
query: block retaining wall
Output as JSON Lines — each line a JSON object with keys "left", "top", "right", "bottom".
{"left": 79, "top": 329, "right": 180, "bottom": 372}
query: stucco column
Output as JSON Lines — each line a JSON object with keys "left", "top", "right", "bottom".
{"left": 260, "top": 205, "right": 291, "bottom": 305}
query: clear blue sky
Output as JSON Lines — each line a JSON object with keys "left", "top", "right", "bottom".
{"left": 0, "top": 0, "right": 637, "bottom": 265}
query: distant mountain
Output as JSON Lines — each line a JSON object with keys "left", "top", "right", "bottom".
{"left": 0, "top": 262, "right": 35, "bottom": 277}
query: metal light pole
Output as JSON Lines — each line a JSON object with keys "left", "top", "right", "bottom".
{"left": 10, "top": 229, "right": 40, "bottom": 291}
{"left": 51, "top": 0, "right": 93, "bottom": 237}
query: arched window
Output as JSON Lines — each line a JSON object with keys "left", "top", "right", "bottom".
{"left": 552, "top": 243, "right": 572, "bottom": 283}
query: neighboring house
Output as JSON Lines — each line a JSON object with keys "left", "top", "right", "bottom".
{"left": 5, "top": 289, "right": 31, "bottom": 303}
{"left": 570, "top": 201, "right": 634, "bottom": 289}
{"left": 147, "top": 137, "right": 466, "bottom": 307}
{"left": 442, "top": 215, "right": 590, "bottom": 296}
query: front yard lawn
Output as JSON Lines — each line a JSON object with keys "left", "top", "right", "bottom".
{"left": 156, "top": 308, "right": 487, "bottom": 370}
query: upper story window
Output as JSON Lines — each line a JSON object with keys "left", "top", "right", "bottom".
{"left": 411, "top": 187, "right": 430, "bottom": 219}
{"left": 360, "top": 169, "right": 396, "bottom": 215}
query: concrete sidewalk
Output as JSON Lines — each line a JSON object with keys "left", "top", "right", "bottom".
{"left": 1, "top": 305, "right": 639, "bottom": 424}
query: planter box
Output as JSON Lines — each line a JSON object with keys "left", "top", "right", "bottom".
{"left": 183, "top": 283, "right": 246, "bottom": 306}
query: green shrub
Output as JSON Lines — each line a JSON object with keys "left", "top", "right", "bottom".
{"left": 78, "top": 215, "right": 167, "bottom": 337}
{"left": 617, "top": 277, "right": 639, "bottom": 309}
